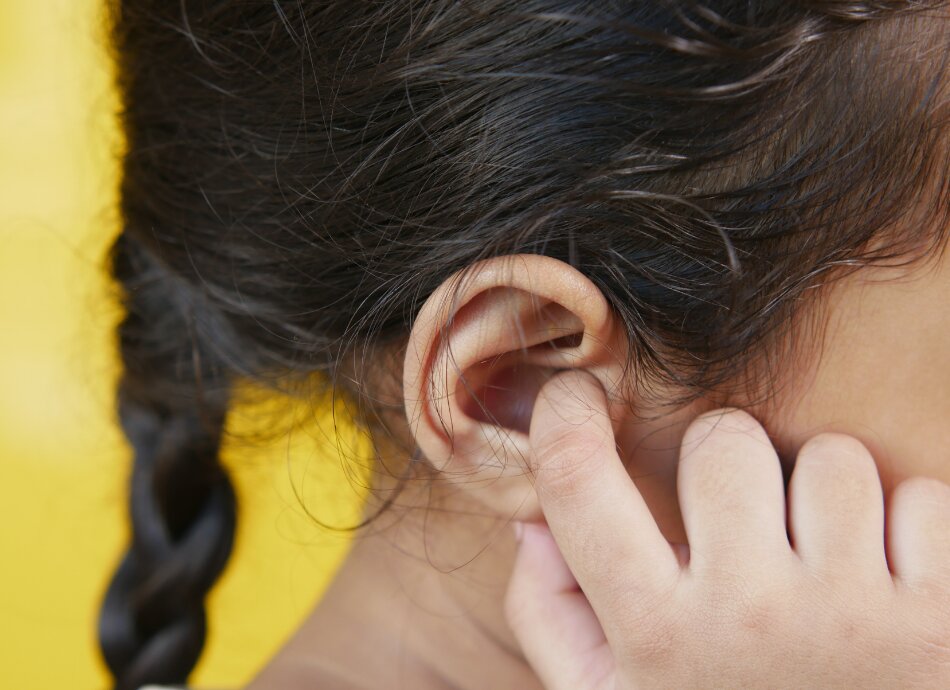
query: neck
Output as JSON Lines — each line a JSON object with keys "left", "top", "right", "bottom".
{"left": 245, "top": 392, "right": 712, "bottom": 689}
{"left": 247, "top": 477, "right": 542, "bottom": 690}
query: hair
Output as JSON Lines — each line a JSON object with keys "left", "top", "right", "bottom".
{"left": 99, "top": 1, "right": 948, "bottom": 688}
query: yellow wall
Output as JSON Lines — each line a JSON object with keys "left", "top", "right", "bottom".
{"left": 0, "top": 2, "right": 367, "bottom": 688}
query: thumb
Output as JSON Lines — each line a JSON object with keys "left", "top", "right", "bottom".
{"left": 505, "top": 522, "right": 615, "bottom": 690}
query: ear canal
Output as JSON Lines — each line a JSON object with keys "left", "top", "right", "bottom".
{"left": 457, "top": 358, "right": 552, "bottom": 434}
{"left": 455, "top": 301, "right": 587, "bottom": 434}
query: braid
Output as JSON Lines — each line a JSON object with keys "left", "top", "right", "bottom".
{"left": 99, "top": 231, "right": 237, "bottom": 690}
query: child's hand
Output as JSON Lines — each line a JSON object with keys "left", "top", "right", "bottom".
{"left": 506, "top": 371, "right": 950, "bottom": 689}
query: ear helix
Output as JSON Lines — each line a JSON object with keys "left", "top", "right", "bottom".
{"left": 403, "top": 255, "right": 621, "bottom": 475}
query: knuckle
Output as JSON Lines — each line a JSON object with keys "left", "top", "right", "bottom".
{"left": 735, "top": 594, "right": 783, "bottom": 637}
{"left": 532, "top": 433, "right": 608, "bottom": 503}
{"left": 530, "top": 411, "right": 575, "bottom": 457}
{"left": 628, "top": 621, "right": 682, "bottom": 669}
{"left": 823, "top": 588, "right": 879, "bottom": 642}
{"left": 705, "top": 569, "right": 799, "bottom": 642}
{"left": 613, "top": 590, "right": 684, "bottom": 666}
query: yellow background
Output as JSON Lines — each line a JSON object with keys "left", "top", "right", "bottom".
{"left": 0, "top": 1, "right": 367, "bottom": 688}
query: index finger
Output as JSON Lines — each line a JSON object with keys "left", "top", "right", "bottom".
{"left": 528, "top": 370, "right": 680, "bottom": 613}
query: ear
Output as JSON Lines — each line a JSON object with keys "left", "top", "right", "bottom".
{"left": 403, "top": 254, "right": 627, "bottom": 518}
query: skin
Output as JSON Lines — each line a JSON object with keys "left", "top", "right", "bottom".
{"left": 509, "top": 375, "right": 950, "bottom": 688}
{"left": 247, "top": 252, "right": 950, "bottom": 689}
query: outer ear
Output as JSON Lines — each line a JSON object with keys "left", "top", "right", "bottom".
{"left": 403, "top": 254, "right": 626, "bottom": 517}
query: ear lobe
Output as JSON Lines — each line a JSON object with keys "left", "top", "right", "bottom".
{"left": 403, "top": 255, "right": 623, "bottom": 505}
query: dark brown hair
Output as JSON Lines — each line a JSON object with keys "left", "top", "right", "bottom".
{"left": 100, "top": 1, "right": 948, "bottom": 687}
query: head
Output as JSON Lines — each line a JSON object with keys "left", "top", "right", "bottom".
{"left": 100, "top": 1, "right": 948, "bottom": 688}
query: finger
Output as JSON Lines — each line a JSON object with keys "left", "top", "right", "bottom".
{"left": 528, "top": 371, "right": 680, "bottom": 611}
{"left": 887, "top": 476, "right": 950, "bottom": 593}
{"left": 788, "top": 434, "right": 889, "bottom": 582}
{"left": 505, "top": 523, "right": 613, "bottom": 690}
{"left": 678, "top": 409, "right": 790, "bottom": 571}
